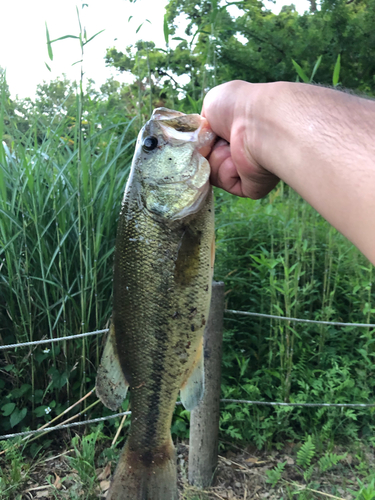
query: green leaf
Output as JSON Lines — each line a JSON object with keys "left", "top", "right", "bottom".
{"left": 3, "top": 364, "right": 16, "bottom": 372}
{"left": 292, "top": 59, "right": 309, "bottom": 83}
{"left": 0, "top": 208, "right": 22, "bottom": 229}
{"left": 128, "top": 15, "right": 133, "bottom": 22}
{"left": 211, "top": 0, "right": 218, "bottom": 22}
{"left": 50, "top": 35, "right": 79, "bottom": 43}
{"left": 10, "top": 407, "right": 27, "bottom": 428}
{"left": 84, "top": 29, "right": 105, "bottom": 46}
{"left": 34, "top": 406, "right": 49, "bottom": 418}
{"left": 72, "top": 60, "right": 83, "bottom": 66}
{"left": 136, "top": 22, "right": 143, "bottom": 34}
{"left": 45, "top": 23, "right": 53, "bottom": 61}
{"left": 30, "top": 443, "right": 43, "bottom": 459}
{"left": 310, "top": 55, "right": 322, "bottom": 81}
{"left": 172, "top": 37, "right": 185, "bottom": 41}
{"left": 45, "top": 62, "right": 52, "bottom": 72}
{"left": 266, "top": 461, "right": 287, "bottom": 488}
{"left": 2, "top": 402, "right": 15, "bottom": 416}
{"left": 164, "top": 14, "right": 169, "bottom": 46}
{"left": 11, "top": 384, "right": 31, "bottom": 398}
{"left": 297, "top": 435, "right": 316, "bottom": 468}
{"left": 76, "top": 6, "right": 82, "bottom": 34}
{"left": 48, "top": 367, "right": 69, "bottom": 390}
{"left": 333, "top": 54, "right": 341, "bottom": 86}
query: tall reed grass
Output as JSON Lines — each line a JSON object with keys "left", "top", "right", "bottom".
{"left": 0, "top": 73, "right": 137, "bottom": 431}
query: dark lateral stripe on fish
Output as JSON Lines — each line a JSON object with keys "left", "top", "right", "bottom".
{"left": 131, "top": 325, "right": 168, "bottom": 450}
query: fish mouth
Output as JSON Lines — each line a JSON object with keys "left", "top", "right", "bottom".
{"left": 152, "top": 108, "right": 201, "bottom": 133}
{"left": 151, "top": 108, "right": 201, "bottom": 130}
{"left": 151, "top": 107, "right": 216, "bottom": 155}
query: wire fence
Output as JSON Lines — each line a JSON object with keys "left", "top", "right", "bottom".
{"left": 1, "top": 309, "right": 375, "bottom": 351}
{"left": 0, "top": 329, "right": 109, "bottom": 351}
{"left": 1, "top": 397, "right": 374, "bottom": 441}
{"left": 225, "top": 309, "right": 375, "bottom": 328}
{"left": 1, "top": 308, "right": 374, "bottom": 442}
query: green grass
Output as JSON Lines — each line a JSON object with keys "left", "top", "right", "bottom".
{"left": 0, "top": 74, "right": 137, "bottom": 433}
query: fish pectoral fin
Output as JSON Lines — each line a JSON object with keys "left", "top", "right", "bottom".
{"left": 180, "top": 339, "right": 205, "bottom": 411}
{"left": 96, "top": 322, "right": 129, "bottom": 411}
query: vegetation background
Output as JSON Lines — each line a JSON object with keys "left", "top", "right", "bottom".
{"left": 1, "top": 0, "right": 375, "bottom": 497}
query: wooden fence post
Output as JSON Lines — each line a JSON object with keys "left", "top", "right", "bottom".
{"left": 188, "top": 280, "right": 225, "bottom": 488}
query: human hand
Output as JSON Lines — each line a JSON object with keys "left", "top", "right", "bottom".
{"left": 202, "top": 80, "right": 279, "bottom": 199}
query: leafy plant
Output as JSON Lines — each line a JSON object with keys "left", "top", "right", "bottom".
{"left": 296, "top": 435, "right": 316, "bottom": 481}
{"left": 0, "top": 439, "right": 30, "bottom": 498}
{"left": 265, "top": 460, "right": 287, "bottom": 488}
{"left": 349, "top": 479, "right": 375, "bottom": 500}
{"left": 68, "top": 426, "right": 103, "bottom": 493}
{"left": 318, "top": 451, "right": 346, "bottom": 472}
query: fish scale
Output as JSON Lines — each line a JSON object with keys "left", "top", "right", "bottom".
{"left": 114, "top": 192, "right": 213, "bottom": 450}
{"left": 96, "top": 107, "right": 216, "bottom": 499}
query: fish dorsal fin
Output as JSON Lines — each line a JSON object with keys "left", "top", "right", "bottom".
{"left": 180, "top": 339, "right": 205, "bottom": 411}
{"left": 96, "top": 322, "right": 129, "bottom": 411}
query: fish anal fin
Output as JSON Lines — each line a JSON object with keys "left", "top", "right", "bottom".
{"left": 96, "top": 322, "right": 129, "bottom": 411}
{"left": 180, "top": 339, "right": 204, "bottom": 411}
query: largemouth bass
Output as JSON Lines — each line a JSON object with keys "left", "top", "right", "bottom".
{"left": 96, "top": 108, "right": 216, "bottom": 500}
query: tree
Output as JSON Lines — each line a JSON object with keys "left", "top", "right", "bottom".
{"left": 104, "top": 0, "right": 375, "bottom": 101}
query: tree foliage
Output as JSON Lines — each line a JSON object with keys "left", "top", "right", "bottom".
{"left": 104, "top": 0, "right": 375, "bottom": 99}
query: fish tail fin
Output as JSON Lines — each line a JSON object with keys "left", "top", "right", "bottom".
{"left": 107, "top": 438, "right": 178, "bottom": 500}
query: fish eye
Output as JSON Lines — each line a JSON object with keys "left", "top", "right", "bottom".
{"left": 143, "top": 136, "right": 158, "bottom": 152}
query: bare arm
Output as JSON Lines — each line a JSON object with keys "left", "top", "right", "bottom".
{"left": 202, "top": 80, "right": 375, "bottom": 264}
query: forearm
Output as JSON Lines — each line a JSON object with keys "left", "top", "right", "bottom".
{"left": 252, "top": 82, "right": 375, "bottom": 263}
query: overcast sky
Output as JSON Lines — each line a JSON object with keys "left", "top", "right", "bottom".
{"left": 1, "top": 0, "right": 310, "bottom": 99}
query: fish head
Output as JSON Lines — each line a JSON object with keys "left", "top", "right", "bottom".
{"left": 133, "top": 108, "right": 216, "bottom": 221}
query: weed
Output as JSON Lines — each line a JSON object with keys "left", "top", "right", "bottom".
{"left": 0, "top": 439, "right": 30, "bottom": 498}
{"left": 266, "top": 460, "right": 287, "bottom": 488}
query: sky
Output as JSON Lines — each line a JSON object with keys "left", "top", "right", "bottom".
{"left": 1, "top": 0, "right": 311, "bottom": 99}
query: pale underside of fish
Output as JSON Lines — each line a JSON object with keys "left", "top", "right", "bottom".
{"left": 96, "top": 108, "right": 216, "bottom": 500}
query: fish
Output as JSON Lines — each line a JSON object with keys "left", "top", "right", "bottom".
{"left": 96, "top": 107, "right": 216, "bottom": 500}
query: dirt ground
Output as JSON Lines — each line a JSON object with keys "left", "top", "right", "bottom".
{"left": 176, "top": 443, "right": 358, "bottom": 500}
{"left": 17, "top": 441, "right": 367, "bottom": 500}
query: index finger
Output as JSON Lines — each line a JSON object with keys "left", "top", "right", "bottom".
{"left": 202, "top": 80, "right": 250, "bottom": 142}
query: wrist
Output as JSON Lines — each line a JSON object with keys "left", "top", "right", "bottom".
{"left": 246, "top": 81, "right": 297, "bottom": 178}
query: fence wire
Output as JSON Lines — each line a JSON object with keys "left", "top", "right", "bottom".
{"left": 1, "top": 310, "right": 374, "bottom": 351}
{"left": 1, "top": 309, "right": 374, "bottom": 441}
{"left": 0, "top": 398, "right": 374, "bottom": 441}
{"left": 225, "top": 309, "right": 375, "bottom": 328}
{"left": 0, "top": 411, "right": 131, "bottom": 440}
{"left": 0, "top": 329, "right": 109, "bottom": 351}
